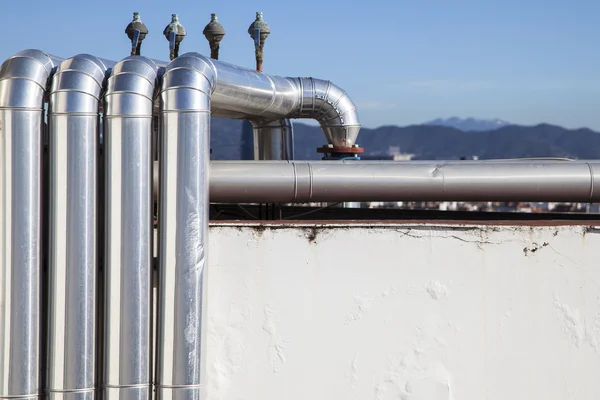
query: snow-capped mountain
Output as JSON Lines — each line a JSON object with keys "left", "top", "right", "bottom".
{"left": 423, "top": 117, "right": 511, "bottom": 132}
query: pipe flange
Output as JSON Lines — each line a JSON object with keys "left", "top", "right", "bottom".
{"left": 316, "top": 145, "right": 364, "bottom": 154}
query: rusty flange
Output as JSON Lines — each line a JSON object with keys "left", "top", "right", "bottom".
{"left": 316, "top": 145, "right": 365, "bottom": 154}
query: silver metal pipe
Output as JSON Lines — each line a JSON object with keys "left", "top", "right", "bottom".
{"left": 208, "top": 160, "right": 600, "bottom": 203}
{"left": 103, "top": 56, "right": 158, "bottom": 400}
{"left": 0, "top": 49, "right": 56, "bottom": 400}
{"left": 151, "top": 159, "right": 600, "bottom": 203}
{"left": 207, "top": 58, "right": 360, "bottom": 147}
{"left": 47, "top": 54, "right": 110, "bottom": 400}
{"left": 252, "top": 119, "right": 294, "bottom": 160}
{"left": 156, "top": 53, "right": 212, "bottom": 399}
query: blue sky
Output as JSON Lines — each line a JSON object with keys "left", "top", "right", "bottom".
{"left": 2, "top": 0, "right": 599, "bottom": 130}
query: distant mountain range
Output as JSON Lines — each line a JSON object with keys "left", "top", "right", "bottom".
{"left": 209, "top": 117, "right": 600, "bottom": 161}
{"left": 423, "top": 117, "right": 511, "bottom": 131}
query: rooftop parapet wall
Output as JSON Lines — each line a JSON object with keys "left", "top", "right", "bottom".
{"left": 206, "top": 222, "right": 600, "bottom": 400}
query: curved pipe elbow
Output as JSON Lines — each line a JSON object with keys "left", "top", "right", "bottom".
{"left": 160, "top": 52, "right": 216, "bottom": 112}
{"left": 204, "top": 58, "right": 360, "bottom": 147}
{"left": 294, "top": 78, "right": 360, "bottom": 148}
{"left": 0, "top": 49, "right": 56, "bottom": 109}
{"left": 104, "top": 56, "right": 158, "bottom": 117}
{"left": 49, "top": 54, "right": 109, "bottom": 114}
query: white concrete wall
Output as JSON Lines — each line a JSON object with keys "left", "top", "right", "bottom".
{"left": 207, "top": 222, "right": 600, "bottom": 400}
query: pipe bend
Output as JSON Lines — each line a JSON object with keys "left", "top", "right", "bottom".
{"left": 0, "top": 49, "right": 56, "bottom": 109}
{"left": 160, "top": 53, "right": 216, "bottom": 112}
{"left": 294, "top": 77, "right": 361, "bottom": 147}
{"left": 104, "top": 56, "right": 158, "bottom": 116}
{"left": 203, "top": 57, "right": 359, "bottom": 147}
{"left": 49, "top": 54, "right": 108, "bottom": 114}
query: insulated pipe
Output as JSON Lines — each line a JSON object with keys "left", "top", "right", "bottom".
{"left": 148, "top": 56, "right": 358, "bottom": 149}
{"left": 156, "top": 53, "right": 213, "bottom": 399}
{"left": 103, "top": 56, "right": 157, "bottom": 400}
{"left": 47, "top": 54, "right": 109, "bottom": 400}
{"left": 207, "top": 59, "right": 360, "bottom": 147}
{"left": 0, "top": 49, "right": 56, "bottom": 400}
{"left": 252, "top": 119, "right": 294, "bottom": 160}
{"left": 151, "top": 159, "right": 600, "bottom": 203}
{"left": 207, "top": 160, "right": 600, "bottom": 203}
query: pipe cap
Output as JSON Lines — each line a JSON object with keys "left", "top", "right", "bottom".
{"left": 125, "top": 12, "right": 148, "bottom": 41}
{"left": 203, "top": 13, "right": 226, "bottom": 44}
{"left": 248, "top": 11, "right": 271, "bottom": 41}
{"left": 163, "top": 14, "right": 187, "bottom": 42}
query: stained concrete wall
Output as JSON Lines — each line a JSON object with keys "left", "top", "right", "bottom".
{"left": 206, "top": 222, "right": 600, "bottom": 400}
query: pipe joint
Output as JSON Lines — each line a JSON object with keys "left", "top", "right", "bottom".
{"left": 586, "top": 161, "right": 600, "bottom": 202}
{"left": 295, "top": 77, "right": 360, "bottom": 147}
{"left": 49, "top": 54, "right": 108, "bottom": 114}
{"left": 104, "top": 56, "right": 158, "bottom": 116}
{"left": 0, "top": 49, "right": 56, "bottom": 109}
{"left": 206, "top": 58, "right": 360, "bottom": 148}
{"left": 160, "top": 53, "right": 216, "bottom": 112}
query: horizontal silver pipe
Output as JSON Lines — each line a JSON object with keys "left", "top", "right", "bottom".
{"left": 47, "top": 54, "right": 109, "bottom": 400}
{"left": 151, "top": 160, "right": 600, "bottom": 203}
{"left": 207, "top": 160, "right": 600, "bottom": 203}
{"left": 103, "top": 56, "right": 157, "bottom": 400}
{"left": 0, "top": 49, "right": 56, "bottom": 400}
{"left": 252, "top": 119, "right": 294, "bottom": 160}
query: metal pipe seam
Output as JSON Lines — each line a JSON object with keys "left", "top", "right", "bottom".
{"left": 156, "top": 52, "right": 213, "bottom": 400}
{"left": 206, "top": 160, "right": 600, "bottom": 203}
{"left": 102, "top": 56, "right": 158, "bottom": 400}
{"left": 251, "top": 118, "right": 294, "bottom": 160}
{"left": 47, "top": 54, "right": 110, "bottom": 400}
{"left": 0, "top": 49, "right": 57, "bottom": 400}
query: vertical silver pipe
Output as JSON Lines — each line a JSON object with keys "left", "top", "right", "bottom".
{"left": 252, "top": 119, "right": 294, "bottom": 160}
{"left": 47, "top": 54, "right": 108, "bottom": 400}
{"left": 102, "top": 56, "right": 157, "bottom": 400}
{"left": 0, "top": 49, "right": 55, "bottom": 400}
{"left": 156, "top": 53, "right": 214, "bottom": 400}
